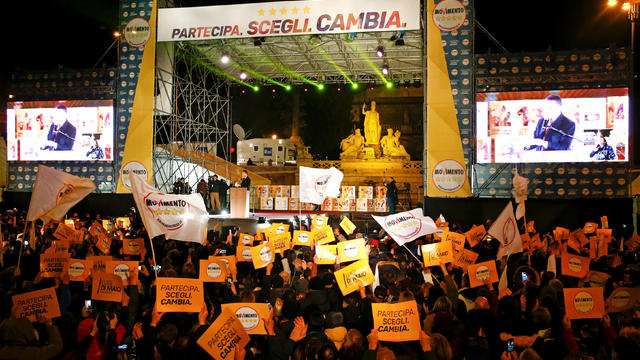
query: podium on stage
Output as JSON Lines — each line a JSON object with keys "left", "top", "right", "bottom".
{"left": 230, "top": 187, "right": 250, "bottom": 218}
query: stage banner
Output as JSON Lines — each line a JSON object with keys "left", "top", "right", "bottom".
{"left": 157, "top": 0, "right": 420, "bottom": 42}
{"left": 426, "top": 0, "right": 473, "bottom": 197}
{"left": 116, "top": 0, "right": 156, "bottom": 193}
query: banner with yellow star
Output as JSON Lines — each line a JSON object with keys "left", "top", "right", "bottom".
{"left": 157, "top": 0, "right": 420, "bottom": 42}
{"left": 130, "top": 173, "right": 208, "bottom": 244}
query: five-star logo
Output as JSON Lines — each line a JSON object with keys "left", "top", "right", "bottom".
{"left": 611, "top": 290, "right": 631, "bottom": 309}
{"left": 433, "top": 0, "right": 467, "bottom": 32}
{"left": 275, "top": 225, "right": 286, "bottom": 234}
{"left": 475, "top": 265, "right": 490, "bottom": 282}
{"left": 259, "top": 246, "right": 273, "bottom": 262}
{"left": 343, "top": 243, "right": 359, "bottom": 258}
{"left": 113, "top": 264, "right": 131, "bottom": 281}
{"left": 241, "top": 248, "right": 252, "bottom": 260}
{"left": 124, "top": 17, "right": 151, "bottom": 47}
{"left": 567, "top": 257, "right": 583, "bottom": 273}
{"left": 68, "top": 261, "right": 86, "bottom": 278}
{"left": 432, "top": 159, "right": 467, "bottom": 193}
{"left": 573, "top": 291, "right": 595, "bottom": 314}
{"left": 206, "top": 262, "right": 223, "bottom": 279}
{"left": 235, "top": 306, "right": 261, "bottom": 331}
{"left": 241, "top": 234, "right": 253, "bottom": 245}
{"left": 297, "top": 232, "right": 309, "bottom": 243}
{"left": 384, "top": 213, "right": 422, "bottom": 240}
{"left": 143, "top": 193, "right": 192, "bottom": 231}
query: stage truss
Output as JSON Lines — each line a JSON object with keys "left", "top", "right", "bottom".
{"left": 153, "top": 42, "right": 232, "bottom": 193}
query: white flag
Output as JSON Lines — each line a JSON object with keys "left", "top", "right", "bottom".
{"left": 512, "top": 171, "right": 528, "bottom": 220}
{"left": 489, "top": 202, "right": 523, "bottom": 258}
{"left": 26, "top": 165, "right": 96, "bottom": 223}
{"left": 372, "top": 208, "right": 438, "bottom": 246}
{"left": 299, "top": 166, "right": 344, "bottom": 205}
{"left": 130, "top": 174, "right": 208, "bottom": 244}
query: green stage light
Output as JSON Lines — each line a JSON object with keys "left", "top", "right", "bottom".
{"left": 352, "top": 83, "right": 359, "bottom": 90}
{"left": 317, "top": 83, "right": 325, "bottom": 91}
{"left": 253, "top": 86, "right": 260, "bottom": 92}
{"left": 385, "top": 82, "right": 393, "bottom": 88}
{"left": 285, "top": 85, "right": 292, "bottom": 91}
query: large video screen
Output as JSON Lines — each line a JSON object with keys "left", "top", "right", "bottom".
{"left": 7, "top": 100, "right": 114, "bottom": 161}
{"left": 476, "top": 89, "right": 628, "bottom": 163}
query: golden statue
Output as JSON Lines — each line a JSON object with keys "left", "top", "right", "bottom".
{"left": 392, "top": 130, "right": 410, "bottom": 158}
{"left": 380, "top": 128, "right": 395, "bottom": 156}
{"left": 362, "top": 101, "right": 381, "bottom": 145}
{"left": 340, "top": 128, "right": 364, "bottom": 158}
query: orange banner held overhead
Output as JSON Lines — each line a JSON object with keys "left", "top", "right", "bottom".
{"left": 236, "top": 245, "right": 253, "bottom": 262}
{"left": 561, "top": 254, "right": 590, "bottom": 278}
{"left": 199, "top": 259, "right": 228, "bottom": 283}
{"left": 337, "top": 238, "right": 367, "bottom": 263}
{"left": 442, "top": 230, "right": 466, "bottom": 251}
{"left": 12, "top": 288, "right": 61, "bottom": 322}
{"left": 465, "top": 225, "right": 486, "bottom": 248}
{"left": 564, "top": 287, "right": 605, "bottom": 319}
{"left": 467, "top": 260, "right": 499, "bottom": 288}
{"left": 53, "top": 223, "right": 75, "bottom": 242}
{"left": 40, "top": 253, "right": 69, "bottom": 277}
{"left": 156, "top": 277, "right": 204, "bottom": 313}
{"left": 316, "top": 245, "right": 338, "bottom": 265}
{"left": 312, "top": 225, "right": 335, "bottom": 245}
{"left": 68, "top": 259, "right": 92, "bottom": 282}
{"left": 583, "top": 222, "right": 598, "bottom": 234}
{"left": 92, "top": 273, "right": 123, "bottom": 302}
{"left": 250, "top": 243, "right": 275, "bottom": 269}
{"left": 197, "top": 309, "right": 250, "bottom": 360}
{"left": 292, "top": 230, "right": 312, "bottom": 246}
{"left": 221, "top": 303, "right": 271, "bottom": 335}
{"left": 372, "top": 300, "right": 421, "bottom": 341}
{"left": 238, "top": 233, "right": 254, "bottom": 246}
{"left": 334, "top": 259, "right": 375, "bottom": 295}
{"left": 453, "top": 248, "right": 478, "bottom": 270}
{"left": 123, "top": 238, "right": 145, "bottom": 255}
{"left": 606, "top": 287, "right": 640, "bottom": 313}
{"left": 421, "top": 241, "right": 454, "bottom": 267}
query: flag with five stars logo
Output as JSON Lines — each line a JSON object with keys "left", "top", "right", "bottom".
{"left": 130, "top": 173, "right": 208, "bottom": 244}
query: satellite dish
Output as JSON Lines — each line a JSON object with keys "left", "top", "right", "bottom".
{"left": 233, "top": 124, "right": 246, "bottom": 140}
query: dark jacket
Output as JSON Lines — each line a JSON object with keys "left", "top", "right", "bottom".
{"left": 47, "top": 120, "right": 76, "bottom": 151}
{"left": 0, "top": 318, "right": 63, "bottom": 360}
{"left": 385, "top": 180, "right": 398, "bottom": 204}
{"left": 240, "top": 176, "right": 251, "bottom": 189}
{"left": 532, "top": 114, "right": 575, "bottom": 150}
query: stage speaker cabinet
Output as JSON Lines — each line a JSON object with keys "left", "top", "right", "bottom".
{"left": 230, "top": 187, "right": 250, "bottom": 218}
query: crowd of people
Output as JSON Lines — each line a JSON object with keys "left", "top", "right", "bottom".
{"left": 0, "top": 204, "right": 638, "bottom": 360}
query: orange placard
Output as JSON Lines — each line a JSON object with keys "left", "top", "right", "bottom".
{"left": 465, "top": 225, "right": 486, "bottom": 248}
{"left": 72, "top": 230, "right": 85, "bottom": 245}
{"left": 250, "top": 243, "right": 275, "bottom": 269}
{"left": 572, "top": 229, "right": 589, "bottom": 246}
{"left": 92, "top": 273, "right": 123, "bottom": 302}
{"left": 520, "top": 233, "right": 531, "bottom": 250}
{"left": 583, "top": 222, "right": 598, "bottom": 234}
{"left": 339, "top": 217, "right": 357, "bottom": 235}
{"left": 311, "top": 215, "right": 328, "bottom": 230}
{"left": 606, "top": 287, "right": 640, "bottom": 313}
{"left": 212, "top": 255, "right": 237, "bottom": 280}
{"left": 312, "top": 225, "right": 335, "bottom": 245}
{"left": 53, "top": 223, "right": 75, "bottom": 241}
{"left": 372, "top": 300, "right": 421, "bottom": 341}
{"left": 600, "top": 216, "right": 609, "bottom": 229}
{"left": 102, "top": 220, "right": 115, "bottom": 233}
{"left": 156, "top": 277, "right": 204, "bottom": 313}
{"left": 221, "top": 303, "right": 271, "bottom": 335}
{"left": 421, "top": 241, "right": 454, "bottom": 267}
{"left": 123, "top": 238, "right": 145, "bottom": 255}
{"left": 50, "top": 240, "right": 70, "bottom": 254}
{"left": 567, "top": 235, "right": 581, "bottom": 253}
{"left": 95, "top": 235, "right": 112, "bottom": 255}
{"left": 334, "top": 259, "right": 375, "bottom": 295}
{"left": 256, "top": 228, "right": 268, "bottom": 241}
{"left": 197, "top": 309, "right": 250, "bottom": 360}
{"left": 555, "top": 227, "right": 570, "bottom": 241}
{"left": 453, "top": 249, "right": 479, "bottom": 270}
{"left": 527, "top": 220, "right": 535, "bottom": 234}
{"left": 115, "top": 217, "right": 131, "bottom": 229}
{"left": 269, "top": 232, "right": 291, "bottom": 254}
{"left": 597, "top": 231, "right": 609, "bottom": 258}
{"left": 588, "top": 271, "right": 611, "bottom": 287}
{"left": 337, "top": 238, "right": 367, "bottom": 263}
{"left": 564, "top": 287, "right": 605, "bottom": 319}
{"left": 292, "top": 230, "right": 312, "bottom": 246}
{"left": 530, "top": 233, "right": 542, "bottom": 250}
{"left": 269, "top": 223, "right": 290, "bottom": 236}
{"left": 238, "top": 233, "right": 254, "bottom": 246}
{"left": 105, "top": 260, "right": 139, "bottom": 284}
{"left": 87, "top": 255, "right": 112, "bottom": 274}
{"left": 315, "top": 245, "right": 338, "bottom": 265}
{"left": 597, "top": 228, "right": 612, "bottom": 244}
{"left": 442, "top": 230, "right": 466, "bottom": 251}
{"left": 589, "top": 236, "right": 598, "bottom": 259}
{"left": 467, "top": 260, "right": 499, "bottom": 288}
{"left": 90, "top": 221, "right": 108, "bottom": 240}
{"left": 40, "top": 253, "right": 69, "bottom": 278}
{"left": 68, "top": 259, "right": 92, "bottom": 282}
{"left": 199, "top": 259, "right": 228, "bottom": 282}
{"left": 561, "top": 254, "right": 590, "bottom": 278}
{"left": 12, "top": 287, "right": 61, "bottom": 322}
{"left": 236, "top": 245, "right": 253, "bottom": 262}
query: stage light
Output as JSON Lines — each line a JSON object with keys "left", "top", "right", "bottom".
{"left": 239, "top": 72, "right": 248, "bottom": 80}
{"left": 241, "top": 90, "right": 246, "bottom": 94}
{"left": 114, "top": 31, "right": 121, "bottom": 38}
{"left": 395, "top": 38, "right": 405, "bottom": 46}
{"left": 390, "top": 31, "right": 405, "bottom": 46}
{"left": 272, "top": 134, "right": 277, "bottom": 139}
{"left": 272, "top": 88, "right": 276, "bottom": 93}
{"left": 8, "top": 94, "right": 14, "bottom": 99}
{"left": 608, "top": 0, "right": 618, "bottom": 6}
{"left": 285, "top": 84, "right": 292, "bottom": 91}
{"left": 337, "top": 87, "right": 341, "bottom": 92}
{"left": 622, "top": 2, "right": 630, "bottom": 10}
{"left": 317, "top": 83, "right": 325, "bottom": 91}
{"left": 253, "top": 86, "right": 260, "bottom": 92}
{"left": 376, "top": 46, "right": 384, "bottom": 57}
{"left": 352, "top": 83, "right": 359, "bottom": 90}
{"left": 220, "top": 54, "right": 230, "bottom": 64}
{"left": 382, "top": 64, "right": 389, "bottom": 75}
{"left": 413, "top": 79, "right": 421, "bottom": 88}
{"left": 230, "top": 147, "right": 235, "bottom": 153}
{"left": 304, "top": 88, "right": 308, "bottom": 92}
{"left": 404, "top": 80, "right": 411, "bottom": 88}
{"left": 385, "top": 82, "right": 393, "bottom": 88}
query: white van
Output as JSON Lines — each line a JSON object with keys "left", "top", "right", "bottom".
{"left": 237, "top": 138, "right": 297, "bottom": 166}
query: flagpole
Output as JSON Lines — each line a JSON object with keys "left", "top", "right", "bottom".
{"left": 149, "top": 235, "right": 159, "bottom": 277}
{"left": 402, "top": 244, "right": 424, "bottom": 267}
{"left": 17, "top": 221, "right": 30, "bottom": 269}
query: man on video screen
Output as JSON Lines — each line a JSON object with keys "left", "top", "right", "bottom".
{"left": 529, "top": 95, "right": 575, "bottom": 151}
{"left": 45, "top": 104, "right": 76, "bottom": 151}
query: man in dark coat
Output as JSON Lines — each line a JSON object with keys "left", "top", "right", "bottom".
{"left": 531, "top": 95, "right": 575, "bottom": 151}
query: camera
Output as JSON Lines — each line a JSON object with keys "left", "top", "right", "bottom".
{"left": 507, "top": 338, "right": 514, "bottom": 352}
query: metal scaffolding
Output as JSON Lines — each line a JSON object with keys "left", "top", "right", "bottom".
{"left": 153, "top": 42, "right": 232, "bottom": 193}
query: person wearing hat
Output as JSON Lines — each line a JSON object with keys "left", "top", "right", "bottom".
{"left": 324, "top": 311, "right": 348, "bottom": 350}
